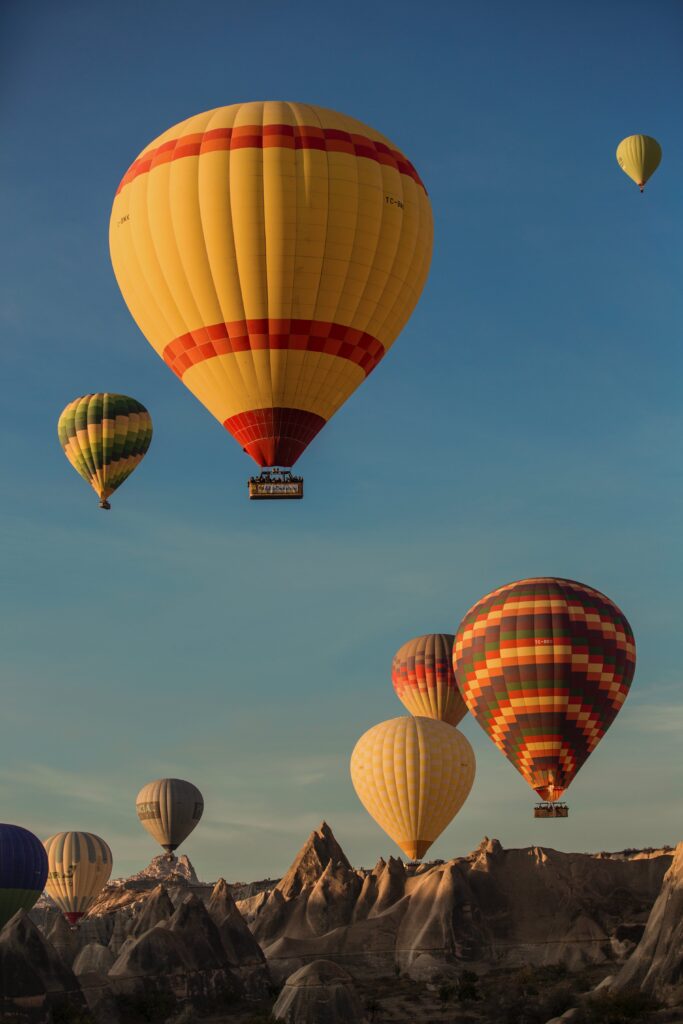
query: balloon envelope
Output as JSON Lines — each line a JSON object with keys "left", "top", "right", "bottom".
{"left": 453, "top": 577, "right": 636, "bottom": 803}
{"left": 136, "top": 778, "right": 204, "bottom": 854}
{"left": 57, "top": 393, "right": 152, "bottom": 507}
{"left": 350, "top": 716, "right": 475, "bottom": 860}
{"left": 392, "top": 633, "right": 467, "bottom": 726}
{"left": 616, "top": 135, "right": 661, "bottom": 191}
{"left": 0, "top": 824, "right": 48, "bottom": 930}
{"left": 44, "top": 832, "right": 112, "bottom": 924}
{"left": 110, "top": 101, "right": 433, "bottom": 470}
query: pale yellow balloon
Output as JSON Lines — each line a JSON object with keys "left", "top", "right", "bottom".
{"left": 350, "top": 716, "right": 475, "bottom": 860}
{"left": 136, "top": 778, "right": 204, "bottom": 854}
{"left": 616, "top": 135, "right": 662, "bottom": 192}
{"left": 44, "top": 832, "right": 112, "bottom": 924}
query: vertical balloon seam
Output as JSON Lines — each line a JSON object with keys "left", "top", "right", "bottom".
{"left": 227, "top": 114, "right": 268, "bottom": 421}
{"left": 377, "top": 722, "right": 402, "bottom": 851}
{"left": 87, "top": 396, "right": 107, "bottom": 497}
{"left": 361, "top": 729, "right": 395, "bottom": 847}
{"left": 427, "top": 635, "right": 439, "bottom": 720}
{"left": 305, "top": 108, "right": 364, "bottom": 421}
{"left": 372, "top": 160, "right": 417, "bottom": 347}
{"left": 402, "top": 719, "right": 420, "bottom": 852}
{"left": 74, "top": 397, "right": 99, "bottom": 491}
{"left": 264, "top": 102, "right": 279, "bottom": 419}
{"left": 375, "top": 168, "right": 429, "bottom": 346}
{"left": 290, "top": 101, "right": 324, "bottom": 416}
{"left": 330, "top": 129, "right": 381, "bottom": 342}
{"left": 163, "top": 132, "right": 210, "bottom": 372}
{"left": 415, "top": 718, "right": 431, "bottom": 844}
{"left": 123, "top": 174, "right": 178, "bottom": 356}
{"left": 176, "top": 110, "right": 238, "bottom": 447}
{"left": 136, "top": 145, "right": 184, "bottom": 353}
{"left": 97, "top": 394, "right": 113, "bottom": 496}
{"left": 400, "top": 720, "right": 415, "bottom": 852}
{"left": 277, "top": 101, "right": 301, "bottom": 414}
{"left": 383, "top": 721, "right": 411, "bottom": 852}
{"left": 248, "top": 103, "right": 273, "bottom": 415}
{"left": 203, "top": 108, "right": 255, "bottom": 441}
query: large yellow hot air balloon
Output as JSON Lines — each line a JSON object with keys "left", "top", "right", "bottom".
{"left": 110, "top": 101, "right": 433, "bottom": 497}
{"left": 44, "top": 832, "right": 112, "bottom": 925}
{"left": 616, "top": 135, "right": 661, "bottom": 192}
{"left": 136, "top": 778, "right": 204, "bottom": 858}
{"left": 350, "top": 716, "right": 475, "bottom": 860}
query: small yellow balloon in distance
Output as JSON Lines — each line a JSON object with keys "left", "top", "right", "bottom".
{"left": 350, "top": 716, "right": 475, "bottom": 861}
{"left": 43, "top": 832, "right": 112, "bottom": 925}
{"left": 616, "top": 135, "right": 661, "bottom": 192}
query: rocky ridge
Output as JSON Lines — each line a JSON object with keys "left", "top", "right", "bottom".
{"left": 3, "top": 823, "right": 680, "bottom": 1023}
{"left": 241, "top": 826, "right": 673, "bottom": 983}
{"left": 611, "top": 840, "right": 683, "bottom": 1005}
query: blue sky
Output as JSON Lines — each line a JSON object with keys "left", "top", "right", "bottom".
{"left": 1, "top": 0, "right": 682, "bottom": 881}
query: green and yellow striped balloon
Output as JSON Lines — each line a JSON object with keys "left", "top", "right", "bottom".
{"left": 57, "top": 393, "right": 152, "bottom": 509}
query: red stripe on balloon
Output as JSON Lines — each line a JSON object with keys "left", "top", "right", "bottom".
{"left": 224, "top": 407, "right": 326, "bottom": 468}
{"left": 162, "top": 319, "right": 385, "bottom": 379}
{"left": 116, "top": 123, "right": 426, "bottom": 194}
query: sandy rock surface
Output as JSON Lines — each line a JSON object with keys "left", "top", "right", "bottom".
{"left": 272, "top": 959, "right": 366, "bottom": 1023}
{"left": 611, "top": 840, "right": 683, "bottom": 1005}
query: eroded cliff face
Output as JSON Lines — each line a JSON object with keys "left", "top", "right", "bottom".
{"left": 240, "top": 827, "right": 672, "bottom": 981}
{"left": 7, "top": 873, "right": 272, "bottom": 1023}
{"left": 611, "top": 840, "right": 683, "bottom": 1005}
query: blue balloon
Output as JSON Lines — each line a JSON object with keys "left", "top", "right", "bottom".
{"left": 0, "top": 824, "right": 48, "bottom": 929}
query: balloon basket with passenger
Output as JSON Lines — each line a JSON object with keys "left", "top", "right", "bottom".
{"left": 248, "top": 469, "right": 304, "bottom": 500}
{"left": 534, "top": 802, "right": 569, "bottom": 818}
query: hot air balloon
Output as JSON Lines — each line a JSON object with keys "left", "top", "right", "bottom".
{"left": 57, "top": 393, "right": 152, "bottom": 509}
{"left": 109, "top": 101, "right": 433, "bottom": 498}
{"left": 392, "top": 634, "right": 467, "bottom": 726}
{"left": 136, "top": 778, "right": 204, "bottom": 858}
{"left": 44, "top": 832, "right": 112, "bottom": 925}
{"left": 452, "top": 577, "right": 636, "bottom": 817}
{"left": 350, "top": 716, "right": 475, "bottom": 860}
{"left": 616, "top": 135, "right": 662, "bottom": 192}
{"left": 0, "top": 824, "right": 48, "bottom": 931}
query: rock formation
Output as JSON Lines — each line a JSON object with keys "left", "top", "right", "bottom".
{"left": 272, "top": 959, "right": 366, "bottom": 1023}
{"left": 108, "top": 893, "right": 244, "bottom": 1015}
{"left": 243, "top": 827, "right": 672, "bottom": 981}
{"left": 86, "top": 853, "right": 212, "bottom": 916}
{"left": 45, "top": 909, "right": 80, "bottom": 965}
{"left": 10, "top": 823, "right": 680, "bottom": 1022}
{"left": 277, "top": 821, "right": 352, "bottom": 899}
{"left": 73, "top": 941, "right": 115, "bottom": 976}
{"left": 129, "top": 883, "right": 175, "bottom": 938}
{"left": 208, "top": 878, "right": 272, "bottom": 996}
{"left": 0, "top": 910, "right": 87, "bottom": 1019}
{"left": 611, "top": 840, "right": 683, "bottom": 1005}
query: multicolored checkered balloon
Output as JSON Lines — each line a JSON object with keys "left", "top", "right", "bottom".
{"left": 452, "top": 577, "right": 636, "bottom": 805}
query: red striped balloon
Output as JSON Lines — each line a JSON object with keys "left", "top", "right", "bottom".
{"left": 392, "top": 634, "right": 466, "bottom": 726}
{"left": 452, "top": 578, "right": 636, "bottom": 803}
